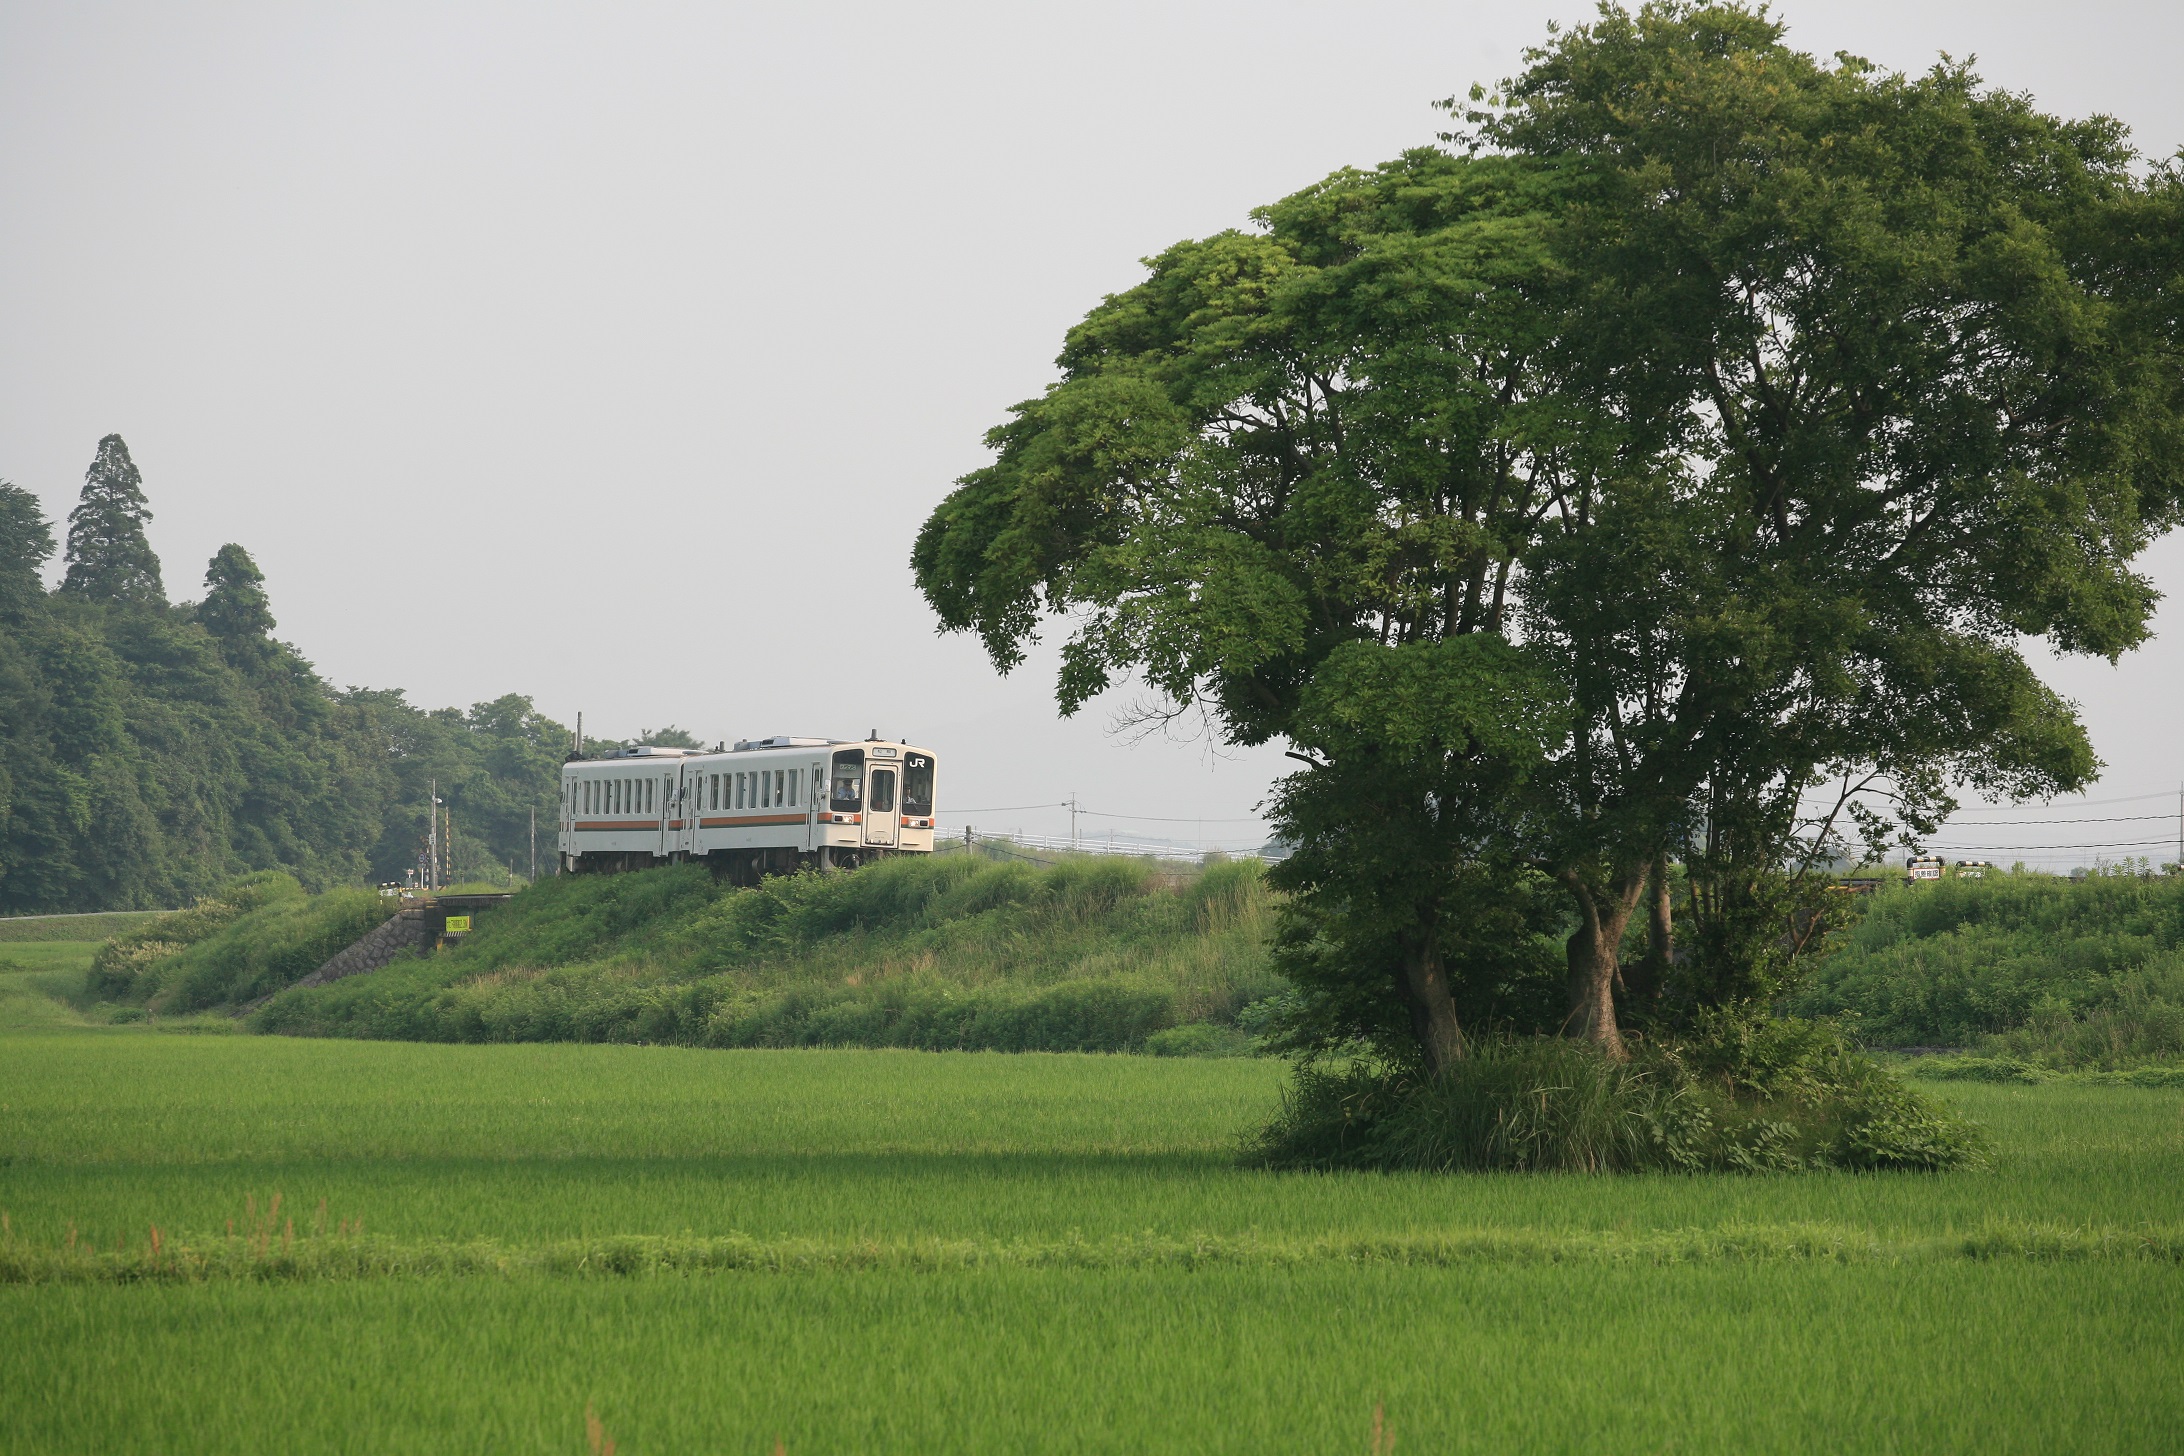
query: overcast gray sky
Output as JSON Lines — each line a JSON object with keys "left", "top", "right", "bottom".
{"left": 4, "top": 0, "right": 2179, "bottom": 861}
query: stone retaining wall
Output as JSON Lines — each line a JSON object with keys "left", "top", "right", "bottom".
{"left": 289, "top": 909, "right": 431, "bottom": 991}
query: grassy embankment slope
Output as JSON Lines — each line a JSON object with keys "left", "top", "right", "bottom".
{"left": 1793, "top": 871, "right": 2184, "bottom": 1073}
{"left": 235, "top": 852, "right": 1282, "bottom": 1053}
{"left": 3, "top": 949, "right": 2182, "bottom": 1453}
{"left": 51, "top": 856, "right": 2184, "bottom": 1075}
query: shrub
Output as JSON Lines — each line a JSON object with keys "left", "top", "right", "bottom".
{"left": 1145, "top": 1023, "right": 1255, "bottom": 1058}
{"left": 149, "top": 887, "right": 397, "bottom": 1013}
{"left": 1253, "top": 1030, "right": 1982, "bottom": 1174}
{"left": 85, "top": 871, "right": 308, "bottom": 1002}
{"left": 1791, "top": 873, "right": 2184, "bottom": 1055}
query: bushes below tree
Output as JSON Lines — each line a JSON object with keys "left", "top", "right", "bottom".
{"left": 1254, "top": 1025, "right": 1983, "bottom": 1174}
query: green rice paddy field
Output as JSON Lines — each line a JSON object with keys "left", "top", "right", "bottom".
{"left": 4, "top": 947, "right": 2183, "bottom": 1452}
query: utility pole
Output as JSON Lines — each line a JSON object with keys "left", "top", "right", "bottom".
{"left": 529, "top": 805, "right": 537, "bottom": 882}
{"left": 1069, "top": 793, "right": 1080, "bottom": 853}
{"left": 427, "top": 779, "right": 439, "bottom": 893}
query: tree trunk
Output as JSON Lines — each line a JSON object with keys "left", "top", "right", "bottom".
{"left": 1563, "top": 875, "right": 1645, "bottom": 1060}
{"left": 1405, "top": 941, "right": 1466, "bottom": 1076}
{"left": 1649, "top": 853, "right": 1674, "bottom": 968}
{"left": 1621, "top": 852, "right": 1674, "bottom": 1006}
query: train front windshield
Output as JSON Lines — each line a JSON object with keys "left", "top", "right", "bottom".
{"left": 830, "top": 750, "right": 864, "bottom": 813}
{"left": 903, "top": 753, "right": 934, "bottom": 817}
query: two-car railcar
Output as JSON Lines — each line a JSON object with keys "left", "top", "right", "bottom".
{"left": 559, "top": 735, "right": 936, "bottom": 879}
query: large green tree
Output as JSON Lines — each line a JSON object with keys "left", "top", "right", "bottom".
{"left": 914, "top": 2, "right": 2184, "bottom": 1067}
{"left": 0, "top": 480, "right": 53, "bottom": 619}
{"left": 914, "top": 149, "right": 1599, "bottom": 1070}
{"left": 59, "top": 434, "right": 165, "bottom": 604}
{"left": 1484, "top": 3, "right": 2184, "bottom": 1047}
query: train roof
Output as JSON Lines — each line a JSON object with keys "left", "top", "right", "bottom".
{"left": 567, "top": 736, "right": 929, "bottom": 764}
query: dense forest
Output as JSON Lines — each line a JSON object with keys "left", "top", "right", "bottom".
{"left": 0, "top": 435, "right": 577, "bottom": 913}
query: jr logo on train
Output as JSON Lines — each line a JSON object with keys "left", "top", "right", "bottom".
{"left": 560, "top": 734, "right": 936, "bottom": 881}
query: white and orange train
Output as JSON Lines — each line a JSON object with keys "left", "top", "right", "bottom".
{"left": 559, "top": 735, "right": 937, "bottom": 879}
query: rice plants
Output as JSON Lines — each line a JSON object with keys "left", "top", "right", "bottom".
{"left": 5, "top": 982, "right": 2181, "bottom": 1452}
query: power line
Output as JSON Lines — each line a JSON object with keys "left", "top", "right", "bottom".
{"left": 1076, "top": 809, "right": 1265, "bottom": 824}
{"left": 1946, "top": 790, "right": 2180, "bottom": 811}
{"left": 941, "top": 802, "right": 1265, "bottom": 824}
{"left": 1929, "top": 813, "right": 2174, "bottom": 827}
{"left": 943, "top": 802, "right": 1070, "bottom": 814}
{"left": 1928, "top": 838, "right": 2176, "bottom": 852}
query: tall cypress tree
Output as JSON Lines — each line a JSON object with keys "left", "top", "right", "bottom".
{"left": 0, "top": 480, "right": 54, "bottom": 618}
{"left": 60, "top": 434, "right": 165, "bottom": 604}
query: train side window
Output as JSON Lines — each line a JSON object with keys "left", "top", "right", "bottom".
{"left": 772, "top": 770, "right": 783, "bottom": 806}
{"left": 761, "top": 771, "right": 772, "bottom": 808}
{"left": 737, "top": 773, "right": 747, "bottom": 810}
{"left": 787, "top": 769, "right": 798, "bottom": 806}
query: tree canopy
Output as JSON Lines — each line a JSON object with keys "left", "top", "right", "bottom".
{"left": 60, "top": 434, "right": 165, "bottom": 605}
{"left": 914, "top": 1, "right": 2184, "bottom": 1068}
{"left": 0, "top": 445, "right": 574, "bottom": 912}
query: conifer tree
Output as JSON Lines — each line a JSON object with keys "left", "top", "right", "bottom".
{"left": 199, "top": 543, "right": 276, "bottom": 646}
{"left": 0, "top": 480, "right": 54, "bottom": 617}
{"left": 60, "top": 434, "right": 165, "bottom": 604}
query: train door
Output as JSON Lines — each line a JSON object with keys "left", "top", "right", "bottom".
{"left": 863, "top": 761, "right": 900, "bottom": 848}
{"left": 657, "top": 770, "right": 675, "bottom": 859}
{"left": 676, "top": 764, "right": 700, "bottom": 858}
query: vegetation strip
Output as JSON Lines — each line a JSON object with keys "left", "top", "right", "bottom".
{"left": 8, "top": 1224, "right": 2183, "bottom": 1285}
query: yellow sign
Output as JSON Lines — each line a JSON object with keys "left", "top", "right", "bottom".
{"left": 444, "top": 915, "right": 473, "bottom": 933}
